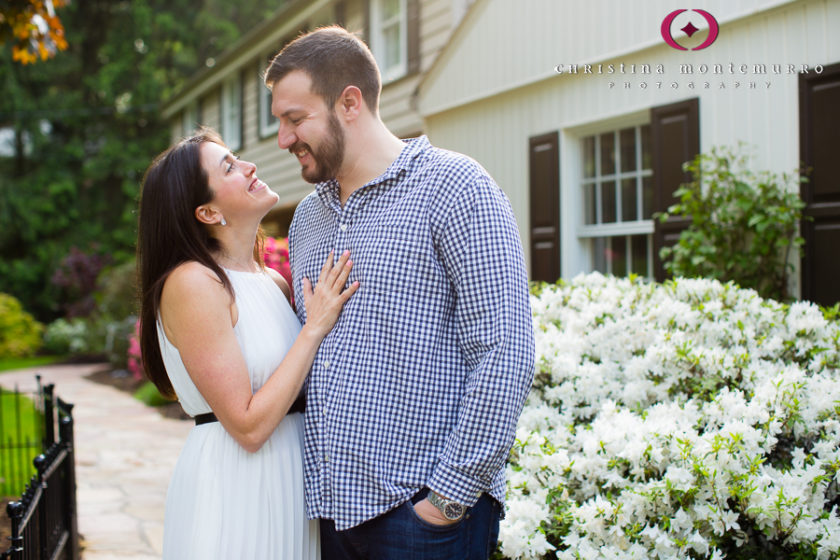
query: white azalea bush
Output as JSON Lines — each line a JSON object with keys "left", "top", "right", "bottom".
{"left": 498, "top": 273, "right": 840, "bottom": 560}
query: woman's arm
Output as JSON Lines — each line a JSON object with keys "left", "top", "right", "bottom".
{"left": 160, "top": 251, "right": 356, "bottom": 452}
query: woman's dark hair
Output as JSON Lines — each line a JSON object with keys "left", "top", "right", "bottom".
{"left": 137, "top": 128, "right": 264, "bottom": 399}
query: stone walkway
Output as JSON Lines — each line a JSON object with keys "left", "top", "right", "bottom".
{"left": 0, "top": 363, "right": 191, "bottom": 559}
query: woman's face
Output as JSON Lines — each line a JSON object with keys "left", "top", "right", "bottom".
{"left": 199, "top": 141, "right": 278, "bottom": 224}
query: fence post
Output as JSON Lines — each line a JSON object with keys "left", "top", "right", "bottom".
{"left": 5, "top": 501, "right": 23, "bottom": 560}
{"left": 58, "top": 401, "right": 79, "bottom": 560}
{"left": 42, "top": 384, "right": 55, "bottom": 447}
{"left": 34, "top": 454, "right": 49, "bottom": 560}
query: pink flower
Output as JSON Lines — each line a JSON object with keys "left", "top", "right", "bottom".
{"left": 127, "top": 319, "right": 144, "bottom": 381}
{"left": 263, "top": 237, "right": 293, "bottom": 304}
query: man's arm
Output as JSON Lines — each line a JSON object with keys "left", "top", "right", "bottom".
{"left": 425, "top": 168, "right": 536, "bottom": 509}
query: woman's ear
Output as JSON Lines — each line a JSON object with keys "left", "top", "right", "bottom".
{"left": 195, "top": 205, "right": 223, "bottom": 226}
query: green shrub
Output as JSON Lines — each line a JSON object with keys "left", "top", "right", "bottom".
{"left": 94, "top": 259, "right": 138, "bottom": 321}
{"left": 99, "top": 315, "right": 137, "bottom": 370}
{"left": 657, "top": 145, "right": 806, "bottom": 301}
{"left": 133, "top": 380, "right": 173, "bottom": 406}
{"left": 0, "top": 293, "right": 43, "bottom": 358}
{"left": 42, "top": 317, "right": 89, "bottom": 355}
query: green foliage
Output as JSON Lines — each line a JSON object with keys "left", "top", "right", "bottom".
{"left": 42, "top": 317, "right": 89, "bottom": 355}
{"left": 94, "top": 260, "right": 138, "bottom": 321}
{"left": 134, "top": 380, "right": 174, "bottom": 406}
{"left": 95, "top": 315, "right": 137, "bottom": 371}
{"left": 0, "top": 293, "right": 43, "bottom": 358}
{"left": 657, "top": 145, "right": 806, "bottom": 301}
{"left": 0, "top": 355, "right": 61, "bottom": 372}
{"left": 0, "top": 0, "right": 282, "bottom": 322}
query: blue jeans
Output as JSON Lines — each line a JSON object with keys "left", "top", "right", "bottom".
{"left": 319, "top": 490, "right": 501, "bottom": 559}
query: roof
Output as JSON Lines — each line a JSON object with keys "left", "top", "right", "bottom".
{"left": 161, "top": 0, "right": 333, "bottom": 119}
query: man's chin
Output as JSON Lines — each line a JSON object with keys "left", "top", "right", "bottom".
{"left": 302, "top": 168, "right": 335, "bottom": 184}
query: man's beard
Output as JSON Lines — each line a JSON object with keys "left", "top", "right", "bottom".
{"left": 295, "top": 112, "right": 345, "bottom": 184}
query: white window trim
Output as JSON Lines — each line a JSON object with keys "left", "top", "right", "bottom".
{"left": 221, "top": 76, "right": 242, "bottom": 151}
{"left": 370, "top": 0, "right": 408, "bottom": 83}
{"left": 259, "top": 69, "right": 279, "bottom": 138}
{"left": 577, "top": 221, "right": 654, "bottom": 238}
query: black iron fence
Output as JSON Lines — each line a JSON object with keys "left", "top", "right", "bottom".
{"left": 1, "top": 379, "right": 79, "bottom": 560}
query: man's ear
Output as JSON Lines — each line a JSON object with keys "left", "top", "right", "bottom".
{"left": 336, "top": 85, "right": 363, "bottom": 122}
{"left": 195, "top": 205, "right": 223, "bottom": 226}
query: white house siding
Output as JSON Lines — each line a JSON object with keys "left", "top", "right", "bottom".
{"left": 419, "top": 0, "right": 840, "bottom": 289}
{"left": 163, "top": 0, "right": 465, "bottom": 219}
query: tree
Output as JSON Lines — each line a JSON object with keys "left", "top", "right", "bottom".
{"left": 0, "top": 0, "right": 284, "bottom": 321}
{"left": 0, "top": 0, "right": 68, "bottom": 64}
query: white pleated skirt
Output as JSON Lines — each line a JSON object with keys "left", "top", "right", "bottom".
{"left": 162, "top": 412, "right": 319, "bottom": 559}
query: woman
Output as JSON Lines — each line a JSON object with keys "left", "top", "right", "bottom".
{"left": 137, "top": 128, "right": 357, "bottom": 559}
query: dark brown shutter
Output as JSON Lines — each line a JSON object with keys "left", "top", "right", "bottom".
{"left": 529, "top": 132, "right": 561, "bottom": 282}
{"left": 406, "top": 0, "right": 421, "bottom": 75}
{"left": 799, "top": 62, "right": 840, "bottom": 306}
{"left": 651, "top": 98, "right": 700, "bottom": 282}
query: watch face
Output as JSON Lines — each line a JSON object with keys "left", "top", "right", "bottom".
{"left": 444, "top": 503, "right": 464, "bottom": 520}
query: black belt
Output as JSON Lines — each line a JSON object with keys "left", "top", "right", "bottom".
{"left": 194, "top": 394, "right": 306, "bottom": 426}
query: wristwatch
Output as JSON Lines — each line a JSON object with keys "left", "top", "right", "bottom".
{"left": 427, "top": 490, "right": 465, "bottom": 521}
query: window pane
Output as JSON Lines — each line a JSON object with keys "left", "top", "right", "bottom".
{"left": 601, "top": 180, "right": 616, "bottom": 223}
{"left": 640, "top": 124, "right": 652, "bottom": 169}
{"left": 619, "top": 128, "right": 636, "bottom": 172}
{"left": 621, "top": 178, "right": 637, "bottom": 222}
{"left": 583, "top": 136, "right": 596, "bottom": 178}
{"left": 383, "top": 24, "right": 401, "bottom": 69}
{"left": 631, "top": 235, "right": 649, "bottom": 276}
{"left": 383, "top": 0, "right": 401, "bottom": 20}
{"left": 610, "top": 237, "right": 627, "bottom": 276}
{"left": 642, "top": 176, "right": 653, "bottom": 219}
{"left": 584, "top": 183, "right": 597, "bottom": 225}
{"left": 600, "top": 132, "right": 615, "bottom": 176}
{"left": 593, "top": 237, "right": 607, "bottom": 273}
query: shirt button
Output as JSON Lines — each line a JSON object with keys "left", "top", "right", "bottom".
{"left": 323, "top": 360, "right": 331, "bottom": 369}
{"left": 339, "top": 223, "right": 348, "bottom": 232}
{"left": 324, "top": 454, "right": 329, "bottom": 463}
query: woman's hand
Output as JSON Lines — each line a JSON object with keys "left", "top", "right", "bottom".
{"left": 301, "top": 250, "right": 358, "bottom": 339}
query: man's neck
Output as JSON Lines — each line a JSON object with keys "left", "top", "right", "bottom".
{"left": 336, "top": 127, "right": 406, "bottom": 205}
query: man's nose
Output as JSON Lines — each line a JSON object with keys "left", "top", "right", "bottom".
{"left": 277, "top": 124, "right": 297, "bottom": 150}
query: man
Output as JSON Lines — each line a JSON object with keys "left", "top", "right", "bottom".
{"left": 265, "top": 26, "right": 535, "bottom": 559}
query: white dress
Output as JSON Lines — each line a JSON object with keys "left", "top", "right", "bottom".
{"left": 157, "top": 267, "right": 319, "bottom": 559}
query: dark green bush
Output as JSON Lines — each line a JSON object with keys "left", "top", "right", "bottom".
{"left": 0, "top": 293, "right": 44, "bottom": 358}
{"left": 658, "top": 145, "right": 806, "bottom": 301}
{"left": 95, "top": 260, "right": 138, "bottom": 321}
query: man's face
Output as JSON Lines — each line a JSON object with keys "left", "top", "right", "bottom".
{"left": 271, "top": 70, "right": 345, "bottom": 183}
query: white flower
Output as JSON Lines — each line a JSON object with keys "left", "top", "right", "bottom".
{"left": 501, "top": 274, "right": 840, "bottom": 559}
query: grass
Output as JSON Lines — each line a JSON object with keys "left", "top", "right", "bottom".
{"left": 0, "top": 388, "right": 43, "bottom": 497}
{"left": 0, "top": 355, "right": 63, "bottom": 373}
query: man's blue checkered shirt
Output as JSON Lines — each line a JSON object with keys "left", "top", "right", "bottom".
{"left": 289, "top": 136, "right": 535, "bottom": 531}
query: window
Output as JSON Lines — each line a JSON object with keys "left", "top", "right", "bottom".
{"left": 370, "top": 0, "right": 407, "bottom": 83}
{"left": 182, "top": 102, "right": 199, "bottom": 137}
{"left": 579, "top": 124, "right": 654, "bottom": 277}
{"left": 221, "top": 76, "right": 242, "bottom": 151}
{"left": 259, "top": 57, "right": 279, "bottom": 139}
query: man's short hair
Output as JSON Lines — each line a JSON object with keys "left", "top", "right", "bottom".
{"left": 264, "top": 26, "right": 381, "bottom": 114}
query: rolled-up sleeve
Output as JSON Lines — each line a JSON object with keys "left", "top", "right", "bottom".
{"left": 427, "top": 172, "right": 536, "bottom": 505}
